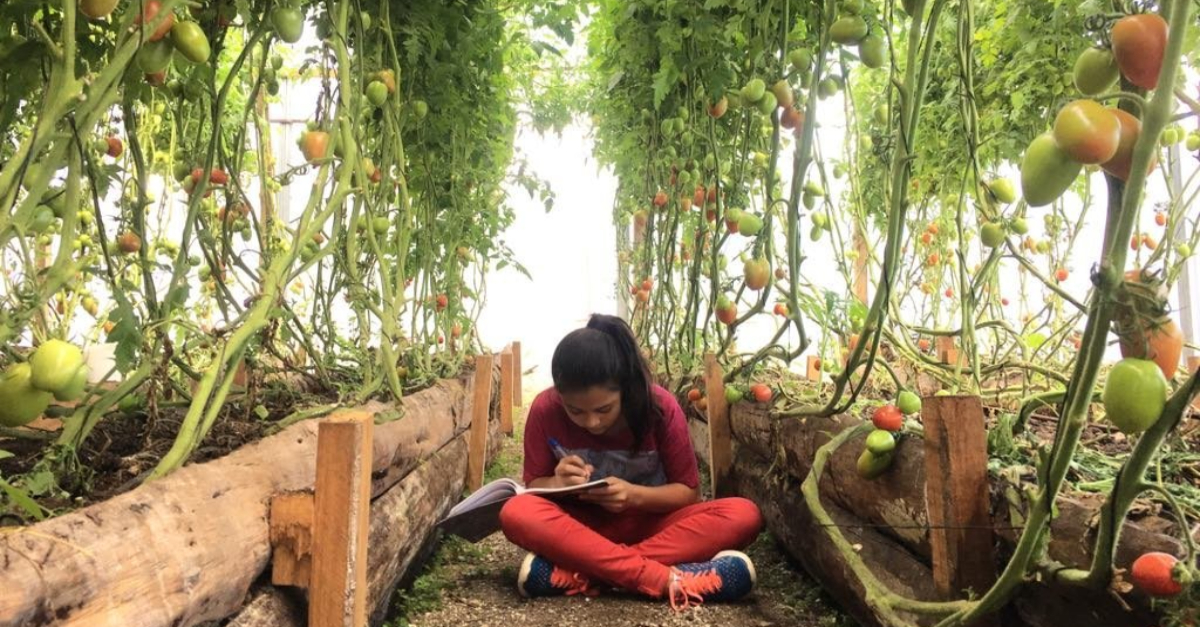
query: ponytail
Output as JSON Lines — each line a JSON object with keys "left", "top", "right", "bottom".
{"left": 550, "top": 314, "right": 662, "bottom": 450}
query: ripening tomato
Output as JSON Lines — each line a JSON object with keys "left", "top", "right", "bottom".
{"left": 81, "top": 0, "right": 119, "bottom": 19}
{"left": 117, "top": 231, "right": 141, "bottom": 254}
{"left": 171, "top": 21, "right": 211, "bottom": 64}
{"left": 715, "top": 296, "right": 736, "bottom": 325}
{"left": 653, "top": 190, "right": 667, "bottom": 207}
{"left": 1111, "top": 14, "right": 1168, "bottom": 90}
{"left": 917, "top": 338, "right": 931, "bottom": 351}
{"left": 693, "top": 186, "right": 706, "bottom": 208}
{"left": 300, "top": 130, "right": 330, "bottom": 163}
{"left": 773, "top": 302, "right": 788, "bottom": 317}
{"left": 708, "top": 97, "right": 728, "bottom": 119}
{"left": 106, "top": 136, "right": 123, "bottom": 158}
{"left": 1053, "top": 100, "right": 1120, "bottom": 164}
{"left": 687, "top": 388, "right": 702, "bottom": 402}
{"left": 137, "top": 0, "right": 176, "bottom": 42}
{"left": 743, "top": 258, "right": 770, "bottom": 290}
{"left": 636, "top": 288, "right": 650, "bottom": 303}
{"left": 1021, "top": 132, "right": 1082, "bottom": 207}
{"left": 780, "top": 107, "right": 803, "bottom": 130}
{"left": 1055, "top": 268, "right": 1069, "bottom": 282}
{"left": 1154, "top": 212, "right": 1166, "bottom": 226}
{"left": 1101, "top": 108, "right": 1158, "bottom": 181}
{"left": 1119, "top": 317, "right": 1183, "bottom": 380}
{"left": 435, "top": 294, "right": 448, "bottom": 311}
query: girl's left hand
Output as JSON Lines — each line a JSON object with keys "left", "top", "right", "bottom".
{"left": 577, "top": 477, "right": 640, "bottom": 513}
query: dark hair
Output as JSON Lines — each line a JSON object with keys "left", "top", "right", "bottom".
{"left": 551, "top": 314, "right": 662, "bottom": 451}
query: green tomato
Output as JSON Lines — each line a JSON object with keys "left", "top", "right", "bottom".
{"left": 831, "top": 16, "right": 868, "bottom": 44}
{"left": 1072, "top": 47, "right": 1119, "bottom": 96}
{"left": 859, "top": 34, "right": 886, "bottom": 69}
{"left": 171, "top": 21, "right": 211, "bottom": 64}
{"left": 0, "top": 363, "right": 54, "bottom": 428}
{"left": 53, "top": 365, "right": 90, "bottom": 403}
{"left": 366, "top": 80, "right": 388, "bottom": 107}
{"left": 1010, "top": 217, "right": 1029, "bottom": 235}
{"left": 866, "top": 429, "right": 896, "bottom": 455}
{"left": 897, "top": 390, "right": 922, "bottom": 415}
{"left": 980, "top": 222, "right": 1006, "bottom": 248}
{"left": 1102, "top": 358, "right": 1167, "bottom": 434}
{"left": 413, "top": 100, "right": 428, "bottom": 119}
{"left": 818, "top": 77, "right": 839, "bottom": 99}
{"left": 1186, "top": 133, "right": 1200, "bottom": 152}
{"left": 803, "top": 179, "right": 825, "bottom": 197}
{"left": 1020, "top": 132, "right": 1081, "bottom": 207}
{"left": 725, "top": 387, "right": 744, "bottom": 404}
{"left": 757, "top": 91, "right": 777, "bottom": 116}
{"left": 29, "top": 206, "right": 56, "bottom": 234}
{"left": 29, "top": 339, "right": 85, "bottom": 394}
{"left": 741, "top": 78, "right": 766, "bottom": 103}
{"left": 986, "top": 178, "right": 1016, "bottom": 204}
{"left": 137, "top": 39, "right": 175, "bottom": 73}
{"left": 856, "top": 448, "right": 893, "bottom": 480}
{"left": 372, "top": 215, "right": 390, "bottom": 235}
{"left": 271, "top": 7, "right": 305, "bottom": 43}
{"left": 737, "top": 212, "right": 764, "bottom": 236}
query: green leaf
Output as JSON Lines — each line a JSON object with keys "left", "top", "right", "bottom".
{"left": 0, "top": 478, "right": 45, "bottom": 521}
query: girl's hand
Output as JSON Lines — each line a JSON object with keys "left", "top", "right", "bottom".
{"left": 554, "top": 455, "right": 594, "bottom": 487}
{"left": 577, "top": 477, "right": 640, "bottom": 513}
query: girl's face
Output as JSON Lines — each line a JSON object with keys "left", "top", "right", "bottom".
{"left": 559, "top": 385, "right": 623, "bottom": 436}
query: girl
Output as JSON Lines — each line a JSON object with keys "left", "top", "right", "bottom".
{"left": 499, "top": 314, "right": 764, "bottom": 611}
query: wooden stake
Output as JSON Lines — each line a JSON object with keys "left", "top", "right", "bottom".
{"left": 806, "top": 355, "right": 822, "bottom": 382}
{"left": 1189, "top": 357, "right": 1200, "bottom": 410}
{"left": 853, "top": 226, "right": 869, "bottom": 305}
{"left": 512, "top": 341, "right": 523, "bottom": 407}
{"left": 270, "top": 493, "right": 314, "bottom": 588}
{"left": 310, "top": 410, "right": 373, "bottom": 627}
{"left": 499, "top": 347, "right": 514, "bottom": 436}
{"left": 704, "top": 354, "right": 733, "bottom": 498}
{"left": 937, "top": 336, "right": 958, "bottom": 365}
{"left": 467, "top": 354, "right": 494, "bottom": 492}
{"left": 922, "top": 395, "right": 998, "bottom": 621}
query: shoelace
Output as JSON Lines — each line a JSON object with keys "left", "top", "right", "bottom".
{"left": 550, "top": 567, "right": 600, "bottom": 597}
{"left": 667, "top": 567, "right": 723, "bottom": 611}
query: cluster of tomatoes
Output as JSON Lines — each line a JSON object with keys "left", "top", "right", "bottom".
{"left": 1020, "top": 12, "right": 1169, "bottom": 207}
{"left": 857, "top": 390, "right": 921, "bottom": 480}
{"left": 0, "top": 340, "right": 89, "bottom": 428}
{"left": 685, "top": 381, "right": 773, "bottom": 414}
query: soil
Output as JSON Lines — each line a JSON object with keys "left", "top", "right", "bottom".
{"left": 388, "top": 405, "right": 855, "bottom": 627}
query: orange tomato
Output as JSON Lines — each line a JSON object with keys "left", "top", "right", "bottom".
{"left": 1118, "top": 317, "right": 1182, "bottom": 380}
{"left": 687, "top": 388, "right": 702, "bottom": 402}
{"left": 1055, "top": 268, "right": 1069, "bottom": 282}
{"left": 1111, "top": 14, "right": 1168, "bottom": 90}
{"left": 749, "top": 383, "right": 772, "bottom": 403}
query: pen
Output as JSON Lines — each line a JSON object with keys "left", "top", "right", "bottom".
{"left": 547, "top": 437, "right": 570, "bottom": 460}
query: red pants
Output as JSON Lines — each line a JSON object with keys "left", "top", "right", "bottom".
{"left": 499, "top": 494, "right": 763, "bottom": 598}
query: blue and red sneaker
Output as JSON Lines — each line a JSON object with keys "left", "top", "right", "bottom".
{"left": 666, "top": 550, "right": 756, "bottom": 610}
{"left": 517, "top": 553, "right": 601, "bottom": 598}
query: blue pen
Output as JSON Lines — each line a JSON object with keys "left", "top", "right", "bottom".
{"left": 547, "top": 437, "right": 570, "bottom": 460}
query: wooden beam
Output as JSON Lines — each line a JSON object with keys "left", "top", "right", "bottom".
{"left": 270, "top": 492, "right": 314, "bottom": 588}
{"left": 921, "top": 395, "right": 998, "bottom": 622}
{"left": 806, "top": 355, "right": 822, "bottom": 382}
{"left": 704, "top": 354, "right": 733, "bottom": 498}
{"left": 512, "top": 341, "right": 523, "bottom": 407}
{"left": 310, "top": 410, "right": 373, "bottom": 627}
{"left": 499, "top": 348, "right": 514, "bottom": 436}
{"left": 467, "top": 354, "right": 495, "bottom": 492}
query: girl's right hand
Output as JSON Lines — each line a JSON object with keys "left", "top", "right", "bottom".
{"left": 554, "top": 455, "right": 594, "bottom": 487}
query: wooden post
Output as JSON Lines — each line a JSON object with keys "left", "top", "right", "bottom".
{"left": 467, "top": 354, "right": 494, "bottom": 492}
{"left": 704, "top": 354, "right": 733, "bottom": 498}
{"left": 806, "top": 355, "right": 822, "bottom": 382}
{"left": 1189, "top": 357, "right": 1200, "bottom": 410}
{"left": 512, "top": 341, "right": 523, "bottom": 407}
{"left": 937, "top": 336, "right": 958, "bottom": 365}
{"left": 853, "top": 226, "right": 869, "bottom": 305}
{"left": 310, "top": 410, "right": 372, "bottom": 627}
{"left": 270, "top": 493, "right": 314, "bottom": 587}
{"left": 499, "top": 346, "right": 514, "bottom": 436}
{"left": 922, "top": 395, "right": 998, "bottom": 623}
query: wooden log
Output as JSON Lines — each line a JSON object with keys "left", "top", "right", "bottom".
{"left": 225, "top": 588, "right": 305, "bottom": 627}
{"left": 467, "top": 355, "right": 495, "bottom": 492}
{"left": 230, "top": 401, "right": 503, "bottom": 627}
{"left": 512, "top": 341, "right": 523, "bottom": 407}
{"left": 270, "top": 492, "right": 315, "bottom": 587}
{"left": 0, "top": 379, "right": 469, "bottom": 627}
{"left": 689, "top": 404, "right": 1182, "bottom": 627}
{"left": 310, "top": 411, "right": 372, "bottom": 627}
{"left": 704, "top": 354, "right": 732, "bottom": 498}
{"left": 921, "top": 396, "right": 998, "bottom": 622}
{"left": 500, "top": 348, "right": 514, "bottom": 436}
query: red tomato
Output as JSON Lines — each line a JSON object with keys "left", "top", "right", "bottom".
{"left": 1055, "top": 268, "right": 1069, "bottom": 282}
{"left": 1130, "top": 552, "right": 1183, "bottom": 597}
{"left": 105, "top": 136, "right": 123, "bottom": 158}
{"left": 1154, "top": 212, "right": 1166, "bottom": 226}
{"left": 773, "top": 302, "right": 788, "bottom": 317}
{"left": 749, "top": 383, "right": 772, "bottom": 403}
{"left": 641, "top": 278, "right": 653, "bottom": 291}
{"left": 435, "top": 294, "right": 448, "bottom": 311}
{"left": 687, "top": 388, "right": 702, "bottom": 402}
{"left": 653, "top": 190, "right": 667, "bottom": 207}
{"left": 1100, "top": 108, "right": 1157, "bottom": 181}
{"left": 136, "top": 0, "right": 176, "bottom": 42}
{"left": 1111, "top": 14, "right": 1168, "bottom": 90}
{"left": 872, "top": 404, "right": 903, "bottom": 431}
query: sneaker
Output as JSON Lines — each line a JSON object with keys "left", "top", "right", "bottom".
{"left": 517, "top": 552, "right": 600, "bottom": 598}
{"left": 666, "top": 550, "right": 756, "bottom": 611}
